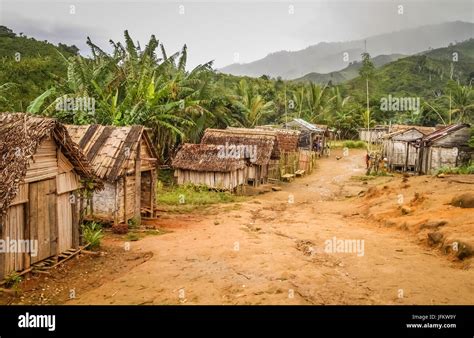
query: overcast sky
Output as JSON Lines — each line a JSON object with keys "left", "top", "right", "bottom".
{"left": 0, "top": 0, "right": 472, "bottom": 68}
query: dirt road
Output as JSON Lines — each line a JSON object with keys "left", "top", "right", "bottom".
{"left": 69, "top": 148, "right": 474, "bottom": 305}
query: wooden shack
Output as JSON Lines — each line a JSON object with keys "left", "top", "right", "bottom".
{"left": 416, "top": 124, "right": 473, "bottom": 175}
{"left": 201, "top": 128, "right": 277, "bottom": 186}
{"left": 255, "top": 127, "right": 301, "bottom": 180}
{"left": 360, "top": 124, "right": 436, "bottom": 144}
{"left": 0, "top": 113, "right": 100, "bottom": 279}
{"left": 66, "top": 125, "right": 158, "bottom": 225}
{"left": 359, "top": 125, "right": 389, "bottom": 144}
{"left": 172, "top": 143, "right": 247, "bottom": 191}
{"left": 283, "top": 118, "right": 325, "bottom": 149}
{"left": 383, "top": 128, "right": 426, "bottom": 172}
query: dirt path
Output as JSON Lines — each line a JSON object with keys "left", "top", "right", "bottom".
{"left": 68, "top": 149, "right": 474, "bottom": 305}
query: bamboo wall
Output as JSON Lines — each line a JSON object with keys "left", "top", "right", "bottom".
{"left": 298, "top": 150, "right": 317, "bottom": 174}
{"left": 175, "top": 168, "right": 246, "bottom": 191}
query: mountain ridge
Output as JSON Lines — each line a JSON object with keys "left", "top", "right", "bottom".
{"left": 219, "top": 21, "right": 474, "bottom": 79}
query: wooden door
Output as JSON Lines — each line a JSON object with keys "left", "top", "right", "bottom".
{"left": 29, "top": 178, "right": 58, "bottom": 263}
{"left": 57, "top": 193, "right": 73, "bottom": 253}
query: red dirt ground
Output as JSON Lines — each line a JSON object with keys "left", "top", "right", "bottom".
{"left": 2, "top": 148, "right": 473, "bottom": 305}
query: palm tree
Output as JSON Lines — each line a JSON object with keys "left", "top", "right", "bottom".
{"left": 233, "top": 79, "right": 273, "bottom": 127}
{"left": 28, "top": 31, "right": 226, "bottom": 161}
{"left": 305, "top": 83, "right": 332, "bottom": 123}
{"left": 447, "top": 83, "right": 473, "bottom": 123}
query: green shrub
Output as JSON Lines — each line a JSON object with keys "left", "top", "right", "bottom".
{"left": 4, "top": 271, "right": 22, "bottom": 289}
{"left": 128, "top": 217, "right": 140, "bottom": 229}
{"left": 342, "top": 140, "right": 367, "bottom": 149}
{"left": 436, "top": 164, "right": 474, "bottom": 175}
{"left": 81, "top": 222, "right": 104, "bottom": 250}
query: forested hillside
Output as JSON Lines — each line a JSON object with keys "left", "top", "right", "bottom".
{"left": 0, "top": 26, "right": 472, "bottom": 160}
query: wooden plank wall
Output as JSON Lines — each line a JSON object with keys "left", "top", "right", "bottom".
{"left": 57, "top": 193, "right": 73, "bottom": 253}
{"left": 140, "top": 138, "right": 155, "bottom": 171}
{"left": 428, "top": 146, "right": 458, "bottom": 174}
{"left": 2, "top": 204, "right": 25, "bottom": 277}
{"left": 125, "top": 175, "right": 136, "bottom": 221}
{"left": 175, "top": 169, "right": 246, "bottom": 191}
{"left": 1, "top": 140, "right": 83, "bottom": 279}
{"left": 24, "top": 138, "right": 58, "bottom": 183}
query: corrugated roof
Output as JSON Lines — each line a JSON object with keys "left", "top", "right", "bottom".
{"left": 422, "top": 124, "right": 470, "bottom": 143}
{"left": 383, "top": 127, "right": 425, "bottom": 139}
{"left": 289, "top": 118, "right": 324, "bottom": 132}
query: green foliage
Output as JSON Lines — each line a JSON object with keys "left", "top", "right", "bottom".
{"left": 81, "top": 222, "right": 104, "bottom": 250}
{"left": 0, "top": 27, "right": 78, "bottom": 111}
{"left": 4, "top": 271, "right": 22, "bottom": 289}
{"left": 125, "top": 233, "right": 140, "bottom": 241}
{"left": 127, "top": 217, "right": 140, "bottom": 229}
{"left": 436, "top": 164, "right": 474, "bottom": 175}
{"left": 359, "top": 52, "right": 376, "bottom": 80}
{"left": 1, "top": 26, "right": 472, "bottom": 161}
{"left": 342, "top": 140, "right": 367, "bottom": 149}
{"left": 345, "top": 39, "right": 474, "bottom": 126}
{"left": 157, "top": 183, "right": 242, "bottom": 206}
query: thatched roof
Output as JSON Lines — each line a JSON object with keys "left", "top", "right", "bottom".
{"left": 201, "top": 128, "right": 277, "bottom": 165}
{"left": 255, "top": 126, "right": 301, "bottom": 152}
{"left": 66, "top": 124, "right": 158, "bottom": 183}
{"left": 172, "top": 143, "right": 246, "bottom": 172}
{"left": 0, "top": 113, "right": 100, "bottom": 216}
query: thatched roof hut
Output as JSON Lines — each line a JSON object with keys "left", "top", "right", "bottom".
{"left": 254, "top": 127, "right": 301, "bottom": 153}
{"left": 283, "top": 118, "right": 325, "bottom": 149}
{"left": 201, "top": 128, "right": 278, "bottom": 165}
{"left": 0, "top": 113, "right": 99, "bottom": 217}
{"left": 0, "top": 113, "right": 101, "bottom": 279}
{"left": 66, "top": 124, "right": 158, "bottom": 183}
{"left": 172, "top": 143, "right": 247, "bottom": 191}
{"left": 173, "top": 143, "right": 246, "bottom": 172}
{"left": 66, "top": 124, "right": 159, "bottom": 224}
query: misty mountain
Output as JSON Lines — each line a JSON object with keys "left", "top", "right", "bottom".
{"left": 293, "top": 54, "right": 405, "bottom": 85}
{"left": 219, "top": 21, "right": 474, "bottom": 80}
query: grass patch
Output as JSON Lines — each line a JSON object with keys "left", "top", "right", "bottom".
{"left": 330, "top": 140, "right": 367, "bottom": 149}
{"left": 436, "top": 164, "right": 474, "bottom": 175}
{"left": 157, "top": 183, "right": 244, "bottom": 207}
{"left": 125, "top": 232, "right": 140, "bottom": 241}
{"left": 342, "top": 140, "right": 367, "bottom": 149}
{"left": 351, "top": 175, "right": 377, "bottom": 181}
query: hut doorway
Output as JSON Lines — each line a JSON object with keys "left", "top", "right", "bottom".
{"left": 28, "top": 178, "right": 58, "bottom": 263}
{"left": 57, "top": 193, "right": 73, "bottom": 253}
{"left": 140, "top": 170, "right": 153, "bottom": 216}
